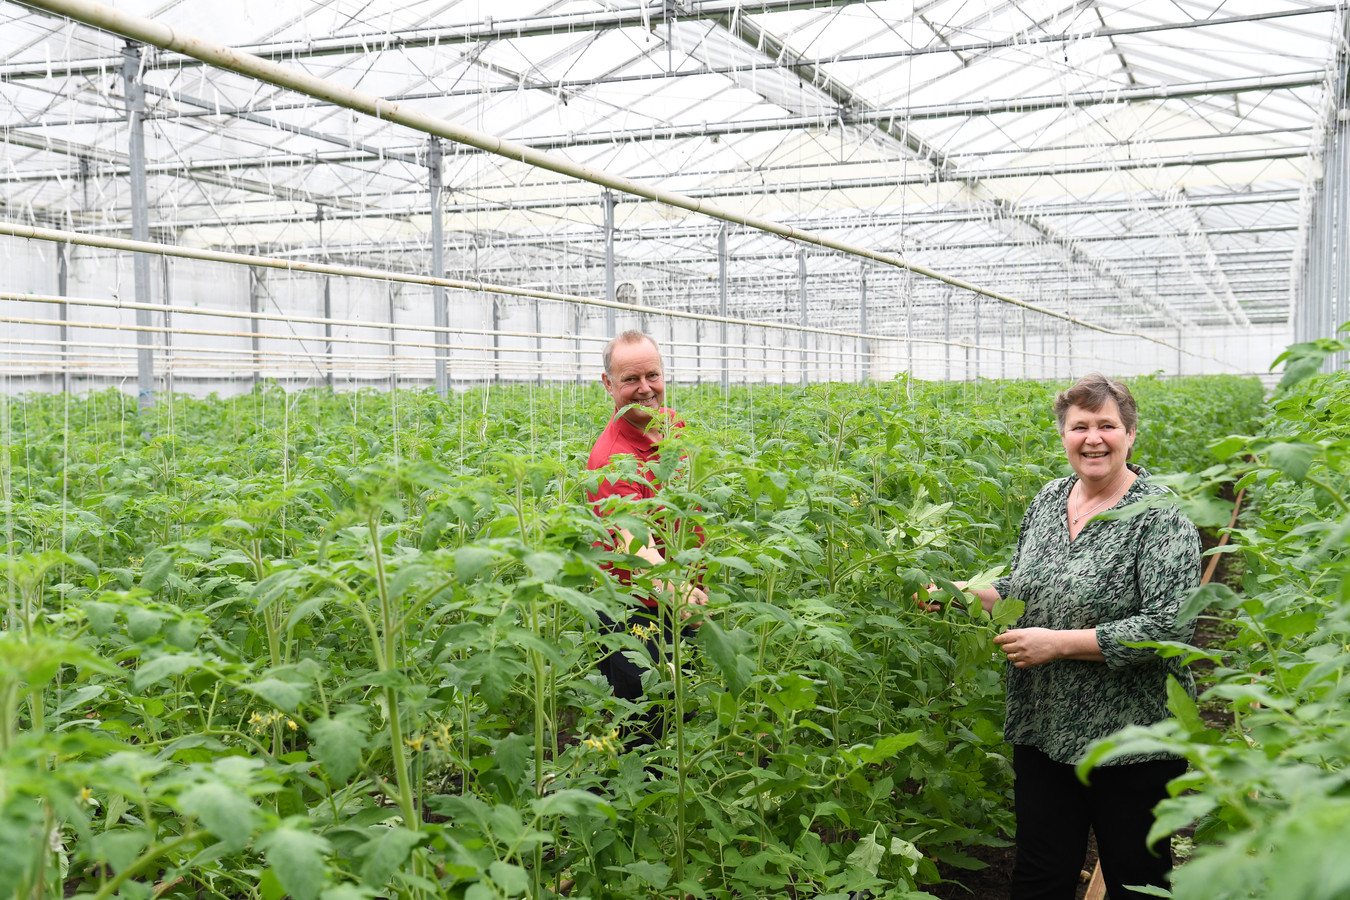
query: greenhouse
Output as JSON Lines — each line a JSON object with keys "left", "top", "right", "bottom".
{"left": 3, "top": 1, "right": 1350, "bottom": 899}
{"left": 3, "top": 0, "right": 1346, "bottom": 393}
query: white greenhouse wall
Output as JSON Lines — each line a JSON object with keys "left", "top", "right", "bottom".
{"left": 3, "top": 234, "right": 1291, "bottom": 396}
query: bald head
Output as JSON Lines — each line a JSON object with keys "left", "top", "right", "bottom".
{"left": 603, "top": 330, "right": 660, "bottom": 375}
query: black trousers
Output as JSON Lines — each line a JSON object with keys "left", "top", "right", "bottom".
{"left": 1010, "top": 744, "right": 1188, "bottom": 900}
{"left": 597, "top": 604, "right": 696, "bottom": 750}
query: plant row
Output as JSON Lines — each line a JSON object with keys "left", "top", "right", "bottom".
{"left": 1, "top": 373, "right": 1271, "bottom": 899}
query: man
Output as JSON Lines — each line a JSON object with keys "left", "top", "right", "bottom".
{"left": 587, "top": 330, "right": 707, "bottom": 748}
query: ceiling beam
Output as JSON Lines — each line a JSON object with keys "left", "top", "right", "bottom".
{"left": 706, "top": 5, "right": 1198, "bottom": 328}
{"left": 3, "top": 2, "right": 1331, "bottom": 80}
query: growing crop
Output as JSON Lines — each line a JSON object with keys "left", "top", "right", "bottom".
{"left": 0, "top": 374, "right": 1269, "bottom": 899}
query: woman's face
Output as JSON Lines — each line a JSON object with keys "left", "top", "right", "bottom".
{"left": 1061, "top": 398, "right": 1136, "bottom": 486}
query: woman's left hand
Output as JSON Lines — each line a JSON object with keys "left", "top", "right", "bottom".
{"left": 993, "top": 627, "right": 1059, "bottom": 668}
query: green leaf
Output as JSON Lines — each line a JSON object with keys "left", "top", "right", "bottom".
{"left": 125, "top": 607, "right": 165, "bottom": 642}
{"left": 695, "top": 619, "right": 755, "bottom": 696}
{"left": 244, "top": 678, "right": 305, "bottom": 713}
{"left": 320, "top": 885, "right": 378, "bottom": 900}
{"left": 523, "top": 551, "right": 563, "bottom": 581}
{"left": 493, "top": 732, "right": 530, "bottom": 786}
{"left": 845, "top": 828, "right": 886, "bottom": 876}
{"left": 1178, "top": 582, "right": 1242, "bottom": 626}
{"left": 532, "top": 789, "right": 617, "bottom": 822}
{"left": 139, "top": 548, "right": 176, "bottom": 594}
{"left": 357, "top": 826, "right": 423, "bottom": 887}
{"left": 84, "top": 601, "right": 117, "bottom": 635}
{"left": 1165, "top": 675, "right": 1205, "bottom": 737}
{"left": 1265, "top": 441, "right": 1318, "bottom": 482}
{"left": 1209, "top": 435, "right": 1248, "bottom": 460}
{"left": 488, "top": 861, "right": 529, "bottom": 895}
{"left": 178, "top": 781, "right": 258, "bottom": 850}
{"left": 990, "top": 596, "right": 1025, "bottom": 628}
{"left": 617, "top": 860, "right": 671, "bottom": 889}
{"left": 1264, "top": 610, "right": 1320, "bottom": 637}
{"left": 455, "top": 546, "right": 497, "bottom": 582}
{"left": 858, "top": 731, "right": 921, "bottom": 764}
{"left": 258, "top": 826, "right": 330, "bottom": 900}
{"left": 309, "top": 714, "right": 370, "bottom": 783}
{"left": 134, "top": 653, "right": 203, "bottom": 691}
{"left": 89, "top": 829, "right": 150, "bottom": 874}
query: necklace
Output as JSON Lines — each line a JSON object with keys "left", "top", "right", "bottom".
{"left": 1070, "top": 473, "right": 1131, "bottom": 525}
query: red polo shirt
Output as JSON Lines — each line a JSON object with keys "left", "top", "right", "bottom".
{"left": 587, "top": 409, "right": 702, "bottom": 607}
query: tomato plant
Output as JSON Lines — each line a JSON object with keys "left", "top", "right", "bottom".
{"left": 0, "top": 374, "right": 1267, "bottom": 899}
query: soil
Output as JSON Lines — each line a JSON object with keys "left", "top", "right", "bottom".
{"left": 926, "top": 835, "right": 1098, "bottom": 900}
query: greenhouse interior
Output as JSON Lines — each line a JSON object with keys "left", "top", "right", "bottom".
{"left": 4, "top": 2, "right": 1350, "bottom": 900}
{"left": 3, "top": 0, "right": 1346, "bottom": 395}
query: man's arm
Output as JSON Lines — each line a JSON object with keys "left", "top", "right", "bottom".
{"left": 614, "top": 526, "right": 709, "bottom": 612}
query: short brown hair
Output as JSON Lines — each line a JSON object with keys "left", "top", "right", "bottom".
{"left": 602, "top": 330, "right": 660, "bottom": 375}
{"left": 1054, "top": 373, "right": 1138, "bottom": 434}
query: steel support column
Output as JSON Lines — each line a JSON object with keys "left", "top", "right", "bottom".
{"left": 1021, "top": 308, "right": 1028, "bottom": 379}
{"left": 323, "top": 277, "right": 334, "bottom": 389}
{"left": 973, "top": 295, "right": 980, "bottom": 380}
{"left": 430, "top": 138, "right": 449, "bottom": 396}
{"left": 160, "top": 256, "right": 173, "bottom": 396}
{"left": 121, "top": 43, "right": 154, "bottom": 411}
{"left": 603, "top": 191, "right": 616, "bottom": 336}
{"left": 798, "top": 249, "right": 808, "bottom": 387}
{"left": 574, "top": 304, "right": 584, "bottom": 384}
{"left": 719, "top": 224, "right": 729, "bottom": 390}
{"left": 388, "top": 283, "right": 399, "bottom": 393}
{"left": 57, "top": 242, "right": 69, "bottom": 394}
{"left": 249, "top": 268, "right": 263, "bottom": 388}
{"left": 859, "top": 263, "right": 867, "bottom": 383}
{"left": 944, "top": 291, "right": 951, "bottom": 382}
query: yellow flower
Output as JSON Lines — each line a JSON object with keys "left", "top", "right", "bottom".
{"left": 581, "top": 728, "right": 622, "bottom": 754}
{"left": 629, "top": 622, "right": 659, "bottom": 642}
{"left": 432, "top": 723, "right": 454, "bottom": 752}
{"left": 405, "top": 735, "right": 426, "bottom": 751}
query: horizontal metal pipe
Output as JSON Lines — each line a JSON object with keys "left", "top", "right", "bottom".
{"left": 4, "top": 3, "right": 1331, "bottom": 79}
{"left": 0, "top": 224, "right": 925, "bottom": 344}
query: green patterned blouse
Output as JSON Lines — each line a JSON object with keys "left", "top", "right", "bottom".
{"left": 992, "top": 464, "right": 1201, "bottom": 765}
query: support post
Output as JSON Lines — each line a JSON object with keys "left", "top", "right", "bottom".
{"left": 603, "top": 191, "right": 616, "bottom": 335}
{"left": 430, "top": 138, "right": 449, "bottom": 396}
{"left": 388, "top": 283, "right": 399, "bottom": 393}
{"left": 535, "top": 298, "right": 543, "bottom": 386}
{"left": 859, "top": 263, "right": 868, "bottom": 383}
{"left": 57, "top": 243, "right": 70, "bottom": 394}
{"left": 323, "top": 276, "right": 334, "bottom": 390}
{"left": 574, "top": 304, "right": 584, "bottom": 384}
{"left": 718, "top": 223, "right": 729, "bottom": 390}
{"left": 972, "top": 295, "right": 980, "bottom": 380}
{"left": 798, "top": 249, "right": 808, "bottom": 387}
{"left": 1021, "top": 307, "right": 1028, "bottom": 379}
{"left": 160, "top": 256, "right": 173, "bottom": 397}
{"left": 121, "top": 42, "right": 155, "bottom": 411}
{"left": 944, "top": 290, "right": 952, "bottom": 382}
{"left": 249, "top": 267, "right": 263, "bottom": 388}
{"left": 999, "top": 302, "right": 1006, "bottom": 379}
{"left": 906, "top": 274, "right": 913, "bottom": 376}
{"left": 695, "top": 320, "right": 702, "bottom": 384}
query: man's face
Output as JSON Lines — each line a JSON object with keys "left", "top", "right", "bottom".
{"left": 602, "top": 339, "right": 665, "bottom": 428}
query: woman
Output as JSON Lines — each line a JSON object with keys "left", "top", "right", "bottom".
{"left": 936, "top": 374, "right": 1200, "bottom": 900}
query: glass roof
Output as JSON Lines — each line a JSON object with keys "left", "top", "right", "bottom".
{"left": 2, "top": 0, "right": 1345, "bottom": 340}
